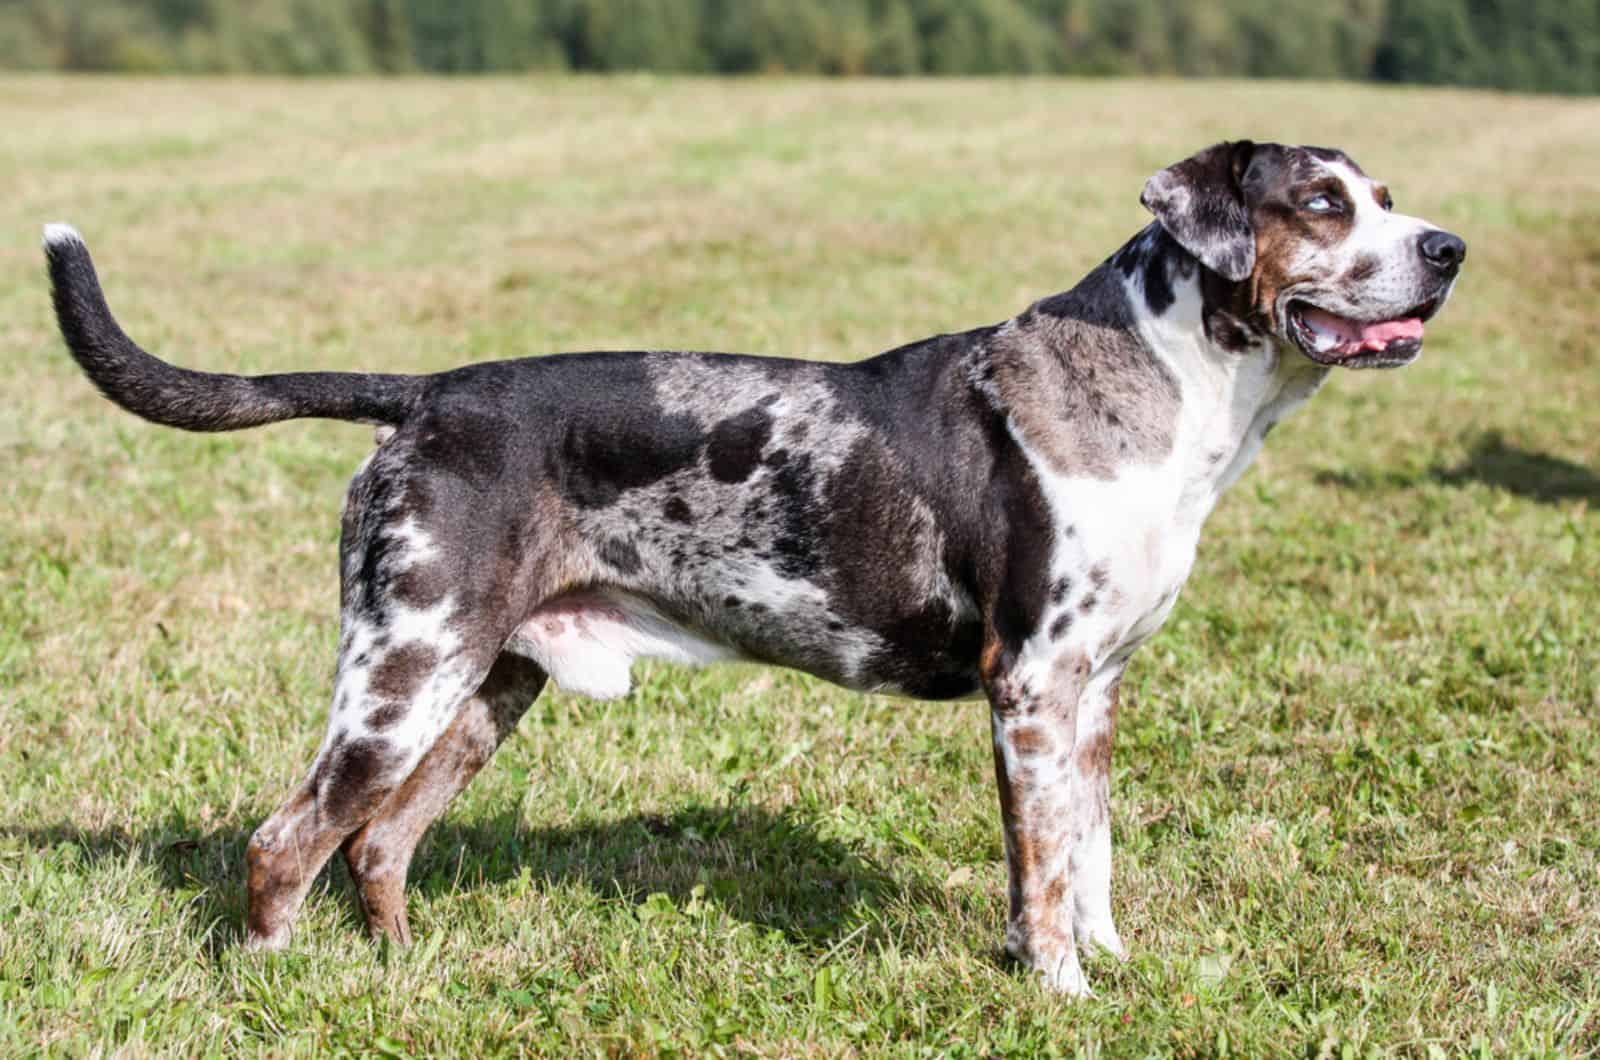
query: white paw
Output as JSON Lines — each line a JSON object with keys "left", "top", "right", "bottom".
{"left": 1040, "top": 950, "right": 1094, "bottom": 997}
{"left": 243, "top": 927, "right": 291, "bottom": 953}
{"left": 1010, "top": 941, "right": 1094, "bottom": 998}
{"left": 1074, "top": 916, "right": 1128, "bottom": 961}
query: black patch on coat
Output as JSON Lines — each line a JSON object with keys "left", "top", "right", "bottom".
{"left": 1142, "top": 242, "right": 1175, "bottom": 315}
{"left": 765, "top": 453, "right": 824, "bottom": 580}
{"left": 1197, "top": 263, "right": 1264, "bottom": 353}
{"left": 663, "top": 496, "right": 692, "bottom": 523}
{"left": 1049, "top": 613, "right": 1073, "bottom": 640}
{"left": 820, "top": 438, "right": 986, "bottom": 698}
{"left": 599, "top": 537, "right": 642, "bottom": 574}
{"left": 390, "top": 512, "right": 453, "bottom": 610}
{"left": 339, "top": 447, "right": 438, "bottom": 628}
{"left": 563, "top": 409, "right": 703, "bottom": 508}
{"left": 707, "top": 405, "right": 774, "bottom": 484}
{"left": 365, "top": 702, "right": 404, "bottom": 731}
{"left": 1205, "top": 311, "right": 1257, "bottom": 352}
{"left": 470, "top": 354, "right": 711, "bottom": 510}
{"left": 987, "top": 443, "right": 1056, "bottom": 663}
{"left": 413, "top": 410, "right": 514, "bottom": 488}
{"left": 316, "top": 737, "right": 398, "bottom": 826}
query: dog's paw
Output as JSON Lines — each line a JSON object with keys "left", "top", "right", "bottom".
{"left": 1008, "top": 940, "right": 1094, "bottom": 998}
{"left": 1039, "top": 950, "right": 1094, "bottom": 997}
{"left": 242, "top": 927, "right": 292, "bottom": 954}
{"left": 1074, "top": 916, "right": 1128, "bottom": 962}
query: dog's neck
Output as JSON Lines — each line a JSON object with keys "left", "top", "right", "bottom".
{"left": 967, "top": 222, "right": 1330, "bottom": 518}
{"left": 1111, "top": 223, "right": 1330, "bottom": 504}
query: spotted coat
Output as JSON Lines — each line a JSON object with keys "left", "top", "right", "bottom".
{"left": 42, "top": 139, "right": 1465, "bottom": 996}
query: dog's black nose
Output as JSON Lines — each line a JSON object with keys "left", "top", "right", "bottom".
{"left": 1419, "top": 230, "right": 1466, "bottom": 276}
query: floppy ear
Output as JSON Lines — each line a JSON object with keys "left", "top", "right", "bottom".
{"left": 1140, "top": 140, "right": 1259, "bottom": 283}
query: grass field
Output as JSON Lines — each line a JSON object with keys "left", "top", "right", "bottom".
{"left": 1, "top": 76, "right": 1598, "bottom": 1056}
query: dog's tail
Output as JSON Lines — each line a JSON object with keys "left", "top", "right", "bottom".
{"left": 43, "top": 224, "right": 424, "bottom": 431}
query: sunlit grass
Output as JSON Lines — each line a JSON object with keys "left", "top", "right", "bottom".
{"left": 1, "top": 76, "right": 1597, "bottom": 1056}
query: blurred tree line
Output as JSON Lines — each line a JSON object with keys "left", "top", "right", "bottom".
{"left": 1, "top": 0, "right": 1593, "bottom": 92}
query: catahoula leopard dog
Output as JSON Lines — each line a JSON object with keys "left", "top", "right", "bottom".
{"left": 45, "top": 140, "right": 1464, "bottom": 995}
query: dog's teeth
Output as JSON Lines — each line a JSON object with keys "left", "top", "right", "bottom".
{"left": 1308, "top": 325, "right": 1340, "bottom": 353}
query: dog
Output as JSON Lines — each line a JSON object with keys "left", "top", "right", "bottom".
{"left": 45, "top": 140, "right": 1464, "bottom": 995}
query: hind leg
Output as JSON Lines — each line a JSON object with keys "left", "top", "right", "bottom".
{"left": 243, "top": 446, "right": 537, "bottom": 951}
{"left": 243, "top": 617, "right": 505, "bottom": 951}
{"left": 340, "top": 653, "right": 546, "bottom": 945}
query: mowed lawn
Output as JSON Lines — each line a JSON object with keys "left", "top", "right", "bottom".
{"left": 1, "top": 76, "right": 1597, "bottom": 1056}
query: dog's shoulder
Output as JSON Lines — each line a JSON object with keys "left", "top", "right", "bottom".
{"left": 964, "top": 257, "right": 1183, "bottom": 483}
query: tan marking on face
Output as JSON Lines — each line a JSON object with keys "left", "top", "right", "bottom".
{"left": 1235, "top": 157, "right": 1382, "bottom": 343}
{"left": 1247, "top": 191, "right": 1354, "bottom": 325}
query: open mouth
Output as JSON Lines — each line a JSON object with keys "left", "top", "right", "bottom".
{"left": 1287, "top": 296, "right": 1442, "bottom": 367}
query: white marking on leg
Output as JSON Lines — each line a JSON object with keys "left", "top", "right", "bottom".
{"left": 1069, "top": 667, "right": 1127, "bottom": 960}
{"left": 991, "top": 665, "right": 1093, "bottom": 997}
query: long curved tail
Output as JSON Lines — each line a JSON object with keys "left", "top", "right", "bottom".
{"left": 43, "top": 224, "right": 424, "bottom": 431}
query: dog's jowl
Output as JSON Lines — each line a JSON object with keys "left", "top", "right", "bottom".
{"left": 45, "top": 140, "right": 1464, "bottom": 995}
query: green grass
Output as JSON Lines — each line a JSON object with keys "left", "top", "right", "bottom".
{"left": 2, "top": 76, "right": 1598, "bottom": 1056}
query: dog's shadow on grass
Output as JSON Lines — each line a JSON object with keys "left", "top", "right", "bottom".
{"left": 2, "top": 803, "right": 931, "bottom": 955}
{"left": 1316, "top": 430, "right": 1600, "bottom": 505}
{"left": 418, "top": 804, "right": 931, "bottom": 946}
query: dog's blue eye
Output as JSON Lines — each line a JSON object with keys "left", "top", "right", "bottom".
{"left": 1303, "top": 195, "right": 1337, "bottom": 213}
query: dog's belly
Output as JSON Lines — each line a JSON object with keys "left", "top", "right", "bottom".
{"left": 505, "top": 588, "right": 743, "bottom": 700}
{"left": 506, "top": 585, "right": 982, "bottom": 702}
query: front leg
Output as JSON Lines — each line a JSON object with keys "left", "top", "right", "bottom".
{"left": 1069, "top": 663, "right": 1129, "bottom": 959}
{"left": 985, "top": 648, "right": 1094, "bottom": 996}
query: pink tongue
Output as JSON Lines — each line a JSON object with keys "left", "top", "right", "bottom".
{"left": 1359, "top": 317, "right": 1424, "bottom": 342}
{"left": 1302, "top": 306, "right": 1423, "bottom": 352}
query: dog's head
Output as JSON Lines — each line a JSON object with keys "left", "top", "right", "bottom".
{"left": 1141, "top": 140, "right": 1464, "bottom": 368}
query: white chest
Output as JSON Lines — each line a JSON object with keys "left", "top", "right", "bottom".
{"left": 1007, "top": 343, "right": 1326, "bottom": 678}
